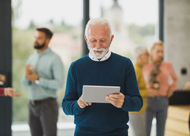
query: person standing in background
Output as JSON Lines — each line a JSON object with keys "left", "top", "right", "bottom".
{"left": 128, "top": 46, "right": 149, "bottom": 136}
{"left": 143, "top": 41, "right": 178, "bottom": 136}
{"left": 21, "top": 28, "right": 64, "bottom": 136}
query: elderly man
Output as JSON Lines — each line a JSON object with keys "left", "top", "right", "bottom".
{"left": 62, "top": 18, "right": 142, "bottom": 136}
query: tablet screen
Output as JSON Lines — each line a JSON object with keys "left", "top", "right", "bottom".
{"left": 82, "top": 85, "right": 120, "bottom": 103}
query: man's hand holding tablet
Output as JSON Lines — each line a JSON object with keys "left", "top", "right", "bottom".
{"left": 79, "top": 85, "right": 124, "bottom": 108}
{"left": 105, "top": 93, "right": 125, "bottom": 108}
{"left": 78, "top": 96, "right": 92, "bottom": 109}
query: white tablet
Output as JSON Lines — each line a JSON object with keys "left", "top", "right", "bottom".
{"left": 82, "top": 85, "right": 120, "bottom": 103}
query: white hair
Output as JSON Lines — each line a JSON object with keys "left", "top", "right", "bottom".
{"left": 85, "top": 18, "right": 112, "bottom": 38}
{"left": 131, "top": 46, "right": 147, "bottom": 60}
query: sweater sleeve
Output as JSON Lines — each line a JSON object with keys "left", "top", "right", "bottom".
{"left": 62, "top": 63, "right": 86, "bottom": 115}
{"left": 121, "top": 59, "right": 143, "bottom": 112}
{"left": 0, "top": 88, "right": 4, "bottom": 96}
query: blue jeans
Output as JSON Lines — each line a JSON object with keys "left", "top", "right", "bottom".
{"left": 146, "top": 96, "right": 168, "bottom": 136}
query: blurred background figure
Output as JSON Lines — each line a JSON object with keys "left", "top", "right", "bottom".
{"left": 21, "top": 27, "right": 64, "bottom": 136}
{"left": 129, "top": 46, "right": 149, "bottom": 136}
{"left": 0, "top": 74, "right": 6, "bottom": 86}
{"left": 0, "top": 88, "right": 21, "bottom": 97}
{"left": 143, "top": 41, "right": 178, "bottom": 136}
{"left": 0, "top": 73, "right": 21, "bottom": 97}
{"left": 183, "top": 81, "right": 190, "bottom": 90}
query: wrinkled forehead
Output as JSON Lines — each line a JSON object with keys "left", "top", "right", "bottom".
{"left": 87, "top": 24, "right": 111, "bottom": 37}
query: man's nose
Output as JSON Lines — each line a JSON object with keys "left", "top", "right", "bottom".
{"left": 95, "top": 41, "right": 101, "bottom": 49}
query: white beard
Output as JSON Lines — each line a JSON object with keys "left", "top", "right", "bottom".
{"left": 88, "top": 46, "right": 109, "bottom": 60}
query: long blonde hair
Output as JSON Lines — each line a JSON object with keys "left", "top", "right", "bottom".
{"left": 150, "top": 40, "right": 164, "bottom": 61}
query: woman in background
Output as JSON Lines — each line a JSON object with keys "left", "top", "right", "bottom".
{"left": 143, "top": 41, "right": 178, "bottom": 136}
{"left": 129, "top": 46, "right": 149, "bottom": 136}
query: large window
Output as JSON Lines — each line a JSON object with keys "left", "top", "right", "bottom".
{"left": 11, "top": 0, "right": 158, "bottom": 135}
{"left": 90, "top": 1, "right": 158, "bottom": 135}
{"left": 90, "top": 0, "right": 158, "bottom": 61}
{"left": 12, "top": 0, "right": 82, "bottom": 135}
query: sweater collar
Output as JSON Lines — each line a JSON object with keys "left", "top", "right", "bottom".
{"left": 89, "top": 50, "right": 111, "bottom": 62}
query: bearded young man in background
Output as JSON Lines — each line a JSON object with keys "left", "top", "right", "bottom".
{"left": 22, "top": 28, "right": 64, "bottom": 136}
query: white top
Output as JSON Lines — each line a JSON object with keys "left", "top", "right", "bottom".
{"left": 88, "top": 50, "right": 111, "bottom": 61}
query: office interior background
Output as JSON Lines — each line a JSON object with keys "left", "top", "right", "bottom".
{"left": 0, "top": 0, "right": 190, "bottom": 136}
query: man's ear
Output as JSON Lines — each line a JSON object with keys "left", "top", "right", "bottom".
{"left": 46, "top": 38, "right": 50, "bottom": 45}
{"left": 84, "top": 35, "right": 88, "bottom": 43}
{"left": 110, "top": 35, "right": 114, "bottom": 44}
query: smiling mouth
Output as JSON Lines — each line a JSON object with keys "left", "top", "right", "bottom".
{"left": 94, "top": 51, "right": 103, "bottom": 54}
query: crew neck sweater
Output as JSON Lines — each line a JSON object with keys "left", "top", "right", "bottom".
{"left": 62, "top": 52, "right": 142, "bottom": 135}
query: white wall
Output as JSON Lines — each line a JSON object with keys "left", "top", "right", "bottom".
{"left": 164, "top": 0, "right": 190, "bottom": 90}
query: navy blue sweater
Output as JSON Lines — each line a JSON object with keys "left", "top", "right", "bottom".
{"left": 62, "top": 53, "right": 143, "bottom": 135}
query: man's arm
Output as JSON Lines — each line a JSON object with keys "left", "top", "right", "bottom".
{"left": 106, "top": 59, "right": 143, "bottom": 111}
{"left": 38, "top": 56, "right": 64, "bottom": 89}
{"left": 21, "top": 63, "right": 33, "bottom": 88}
{"left": 123, "top": 60, "right": 143, "bottom": 112}
{"left": 21, "top": 76, "right": 32, "bottom": 88}
{"left": 26, "top": 56, "right": 64, "bottom": 90}
{"left": 62, "top": 63, "right": 86, "bottom": 115}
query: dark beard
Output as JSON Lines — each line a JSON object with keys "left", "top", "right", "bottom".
{"left": 34, "top": 42, "right": 46, "bottom": 49}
